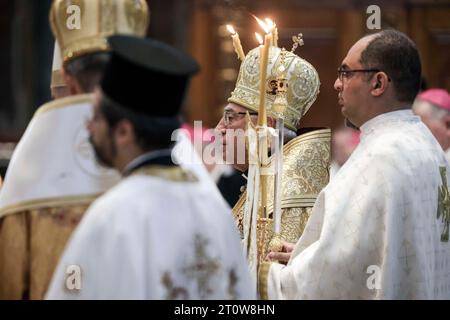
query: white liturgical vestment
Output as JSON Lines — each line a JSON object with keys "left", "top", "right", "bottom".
{"left": 0, "top": 94, "right": 120, "bottom": 216}
{"left": 262, "top": 110, "right": 450, "bottom": 299}
{"left": 46, "top": 151, "right": 254, "bottom": 300}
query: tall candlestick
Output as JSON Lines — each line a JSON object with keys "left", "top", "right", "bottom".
{"left": 226, "top": 25, "right": 245, "bottom": 61}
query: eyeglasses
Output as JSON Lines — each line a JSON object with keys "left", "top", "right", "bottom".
{"left": 337, "top": 68, "right": 381, "bottom": 81}
{"left": 223, "top": 110, "right": 258, "bottom": 126}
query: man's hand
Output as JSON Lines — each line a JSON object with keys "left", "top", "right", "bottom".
{"left": 265, "top": 241, "right": 295, "bottom": 263}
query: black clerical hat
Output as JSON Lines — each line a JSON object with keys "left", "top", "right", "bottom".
{"left": 100, "top": 35, "right": 199, "bottom": 118}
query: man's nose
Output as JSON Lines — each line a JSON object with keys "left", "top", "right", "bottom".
{"left": 334, "top": 77, "right": 342, "bottom": 91}
{"left": 215, "top": 117, "right": 226, "bottom": 134}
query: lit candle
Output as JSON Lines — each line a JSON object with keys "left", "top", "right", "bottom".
{"left": 226, "top": 24, "right": 245, "bottom": 61}
{"left": 265, "top": 18, "right": 277, "bottom": 47}
{"left": 255, "top": 32, "right": 268, "bottom": 126}
{"left": 254, "top": 18, "right": 272, "bottom": 126}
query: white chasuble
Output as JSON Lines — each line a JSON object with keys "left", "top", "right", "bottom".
{"left": 260, "top": 110, "right": 450, "bottom": 299}
{"left": 46, "top": 165, "right": 254, "bottom": 299}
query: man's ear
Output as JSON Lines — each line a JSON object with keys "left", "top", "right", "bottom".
{"left": 443, "top": 114, "right": 450, "bottom": 134}
{"left": 370, "top": 72, "right": 389, "bottom": 97}
{"left": 113, "top": 119, "right": 135, "bottom": 147}
{"left": 61, "top": 67, "right": 82, "bottom": 95}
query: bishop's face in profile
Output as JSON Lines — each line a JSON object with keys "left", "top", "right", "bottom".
{"left": 215, "top": 103, "right": 259, "bottom": 172}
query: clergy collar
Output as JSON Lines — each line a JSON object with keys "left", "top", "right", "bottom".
{"left": 359, "top": 108, "right": 417, "bottom": 137}
{"left": 123, "top": 148, "right": 176, "bottom": 176}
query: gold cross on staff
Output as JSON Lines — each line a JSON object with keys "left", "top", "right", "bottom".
{"left": 291, "top": 33, "right": 304, "bottom": 53}
{"left": 437, "top": 167, "right": 450, "bottom": 242}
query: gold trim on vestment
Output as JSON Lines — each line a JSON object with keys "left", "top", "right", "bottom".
{"left": 130, "top": 165, "right": 199, "bottom": 183}
{"left": 283, "top": 129, "right": 331, "bottom": 153}
{"left": 34, "top": 94, "right": 93, "bottom": 117}
{"left": 0, "top": 193, "right": 101, "bottom": 219}
{"left": 258, "top": 262, "right": 272, "bottom": 300}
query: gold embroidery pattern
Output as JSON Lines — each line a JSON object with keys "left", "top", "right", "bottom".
{"left": 258, "top": 262, "right": 272, "bottom": 300}
{"left": 100, "top": 0, "right": 117, "bottom": 34}
{"left": 228, "top": 46, "right": 320, "bottom": 131}
{"left": 233, "top": 129, "right": 330, "bottom": 249}
{"left": 437, "top": 166, "right": 450, "bottom": 242}
{"left": 62, "top": 37, "right": 110, "bottom": 63}
{"left": 0, "top": 193, "right": 101, "bottom": 219}
{"left": 35, "top": 94, "right": 93, "bottom": 116}
{"left": 162, "top": 272, "right": 188, "bottom": 299}
{"left": 255, "top": 208, "right": 311, "bottom": 258}
{"left": 162, "top": 234, "right": 227, "bottom": 299}
{"left": 41, "top": 204, "right": 89, "bottom": 228}
{"left": 129, "top": 165, "right": 198, "bottom": 183}
{"left": 125, "top": 0, "right": 150, "bottom": 36}
{"left": 182, "top": 235, "right": 220, "bottom": 299}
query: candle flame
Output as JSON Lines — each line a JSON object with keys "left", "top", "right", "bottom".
{"left": 253, "top": 15, "right": 270, "bottom": 34}
{"left": 226, "top": 24, "right": 236, "bottom": 35}
{"left": 265, "top": 18, "right": 274, "bottom": 29}
{"left": 255, "top": 32, "right": 263, "bottom": 45}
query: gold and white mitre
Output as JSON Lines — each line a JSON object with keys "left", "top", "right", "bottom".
{"left": 230, "top": 45, "right": 331, "bottom": 250}
{"left": 228, "top": 46, "right": 320, "bottom": 131}
{"left": 50, "top": 0, "right": 149, "bottom": 64}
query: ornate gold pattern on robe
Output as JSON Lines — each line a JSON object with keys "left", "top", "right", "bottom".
{"left": 232, "top": 128, "right": 331, "bottom": 255}
{"left": 437, "top": 166, "right": 450, "bottom": 242}
{"left": 0, "top": 203, "right": 90, "bottom": 299}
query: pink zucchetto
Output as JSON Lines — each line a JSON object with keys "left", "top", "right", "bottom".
{"left": 417, "top": 88, "right": 450, "bottom": 111}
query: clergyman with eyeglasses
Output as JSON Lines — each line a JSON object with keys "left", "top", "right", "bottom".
{"left": 261, "top": 29, "right": 450, "bottom": 300}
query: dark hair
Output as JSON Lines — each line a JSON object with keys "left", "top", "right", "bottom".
{"left": 64, "top": 52, "right": 110, "bottom": 93}
{"left": 420, "top": 76, "right": 428, "bottom": 92}
{"left": 100, "top": 95, "right": 178, "bottom": 151}
{"left": 360, "top": 29, "right": 422, "bottom": 103}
